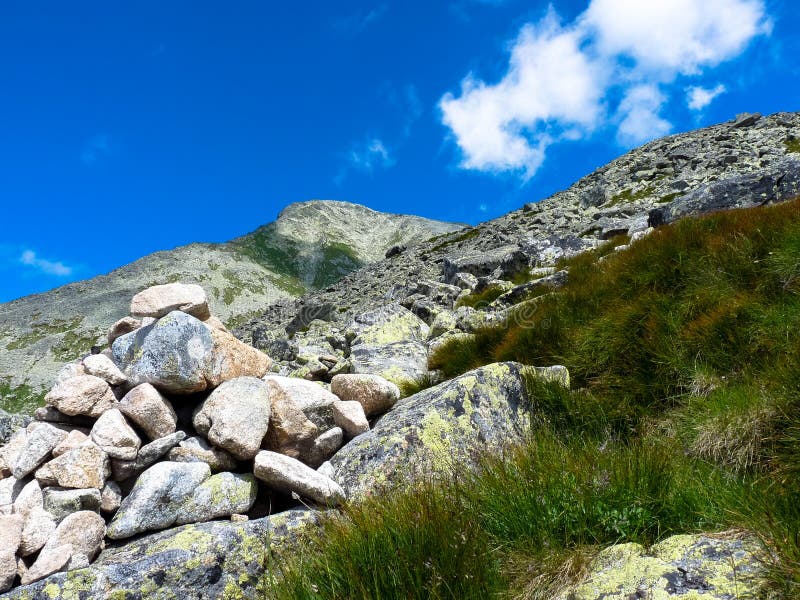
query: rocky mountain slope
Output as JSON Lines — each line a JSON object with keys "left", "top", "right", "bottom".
{"left": 0, "top": 202, "right": 462, "bottom": 414}
{"left": 236, "top": 111, "right": 800, "bottom": 350}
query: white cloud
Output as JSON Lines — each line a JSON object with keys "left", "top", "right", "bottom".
{"left": 617, "top": 84, "right": 672, "bottom": 145}
{"left": 335, "top": 138, "right": 396, "bottom": 185}
{"left": 440, "top": 0, "right": 770, "bottom": 179}
{"left": 19, "top": 250, "right": 73, "bottom": 277}
{"left": 583, "top": 0, "right": 771, "bottom": 75}
{"left": 440, "top": 10, "right": 603, "bottom": 179}
{"left": 686, "top": 83, "right": 727, "bottom": 110}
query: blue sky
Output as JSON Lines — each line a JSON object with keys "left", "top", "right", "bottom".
{"left": 1, "top": 0, "right": 797, "bottom": 302}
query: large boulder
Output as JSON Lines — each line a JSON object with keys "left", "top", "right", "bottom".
{"left": 193, "top": 377, "right": 271, "bottom": 460}
{"left": 558, "top": 533, "right": 770, "bottom": 599}
{"left": 112, "top": 311, "right": 272, "bottom": 394}
{"left": 328, "top": 362, "right": 533, "bottom": 499}
{"left": 130, "top": 283, "right": 211, "bottom": 320}
{"left": 2, "top": 510, "right": 320, "bottom": 599}
{"left": 81, "top": 354, "right": 127, "bottom": 386}
{"left": 106, "top": 461, "right": 210, "bottom": 540}
{"left": 347, "top": 304, "right": 429, "bottom": 346}
{"left": 349, "top": 341, "right": 429, "bottom": 386}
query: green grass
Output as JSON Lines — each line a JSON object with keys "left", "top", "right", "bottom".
{"left": 785, "top": 138, "right": 800, "bottom": 154}
{"left": 455, "top": 284, "right": 508, "bottom": 309}
{"left": 429, "top": 228, "right": 480, "bottom": 252}
{"left": 605, "top": 185, "right": 655, "bottom": 207}
{"left": 259, "top": 199, "right": 800, "bottom": 598}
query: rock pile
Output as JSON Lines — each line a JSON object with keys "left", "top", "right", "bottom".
{"left": 0, "top": 283, "right": 402, "bottom": 593}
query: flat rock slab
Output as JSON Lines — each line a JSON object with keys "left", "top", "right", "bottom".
{"left": 0, "top": 510, "right": 321, "bottom": 600}
{"left": 328, "top": 362, "right": 532, "bottom": 499}
{"left": 130, "top": 282, "right": 211, "bottom": 320}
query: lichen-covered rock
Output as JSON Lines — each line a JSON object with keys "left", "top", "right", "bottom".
{"left": 306, "top": 427, "right": 344, "bottom": 468}
{"left": 350, "top": 340, "right": 429, "bottom": 386}
{"left": 174, "top": 472, "right": 258, "bottom": 525}
{"left": 117, "top": 383, "right": 177, "bottom": 441}
{"left": 113, "top": 311, "right": 272, "bottom": 394}
{"left": 42, "top": 487, "right": 101, "bottom": 522}
{"left": 90, "top": 409, "right": 141, "bottom": 460}
{"left": 193, "top": 377, "right": 271, "bottom": 460}
{"left": 167, "top": 436, "right": 238, "bottom": 472}
{"left": 347, "top": 304, "right": 430, "bottom": 345}
{"left": 331, "top": 373, "right": 401, "bottom": 417}
{"left": 559, "top": 532, "right": 772, "bottom": 599}
{"left": 44, "top": 375, "right": 117, "bottom": 418}
{"left": 12, "top": 423, "right": 68, "bottom": 479}
{"left": 81, "top": 354, "right": 127, "bottom": 386}
{"left": 107, "top": 461, "right": 210, "bottom": 540}
{"left": 254, "top": 450, "right": 345, "bottom": 506}
{"left": 0, "top": 411, "right": 29, "bottom": 447}
{"left": 130, "top": 282, "right": 211, "bottom": 320}
{"left": 2, "top": 509, "right": 321, "bottom": 599}
{"left": 328, "top": 362, "right": 532, "bottom": 498}
{"left": 35, "top": 441, "right": 110, "bottom": 489}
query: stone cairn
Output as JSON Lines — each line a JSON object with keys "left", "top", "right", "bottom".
{"left": 0, "top": 283, "right": 400, "bottom": 593}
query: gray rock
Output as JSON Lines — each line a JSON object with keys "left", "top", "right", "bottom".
{"left": 254, "top": 450, "right": 345, "bottom": 506}
{"left": 0, "top": 430, "right": 27, "bottom": 476}
{"left": 306, "top": 427, "right": 344, "bottom": 468}
{"left": 167, "top": 436, "right": 238, "bottom": 472}
{"left": 347, "top": 304, "right": 429, "bottom": 346}
{"left": 42, "top": 487, "right": 101, "bottom": 522}
{"left": 130, "top": 282, "right": 211, "bottom": 320}
{"left": 12, "top": 422, "right": 69, "bottom": 479}
{"left": 44, "top": 375, "right": 117, "bottom": 418}
{"left": 107, "top": 461, "right": 210, "bottom": 539}
{"left": 328, "top": 362, "right": 532, "bottom": 499}
{"left": 32, "top": 407, "right": 93, "bottom": 427}
{"left": 117, "top": 383, "right": 177, "bottom": 441}
{"left": 90, "top": 408, "right": 141, "bottom": 460}
{"left": 0, "top": 410, "right": 30, "bottom": 446}
{"left": 35, "top": 441, "right": 110, "bottom": 489}
{"left": 3, "top": 509, "right": 321, "bottom": 599}
{"left": 11, "top": 480, "right": 43, "bottom": 519}
{"left": 350, "top": 340, "right": 429, "bottom": 386}
{"left": 111, "top": 430, "right": 187, "bottom": 481}
{"left": 732, "top": 112, "right": 761, "bottom": 128}
{"left": 106, "top": 316, "right": 141, "bottom": 346}
{"left": 0, "top": 477, "right": 24, "bottom": 510}
{"left": 174, "top": 472, "right": 258, "bottom": 525}
{"left": 193, "top": 377, "right": 271, "bottom": 460}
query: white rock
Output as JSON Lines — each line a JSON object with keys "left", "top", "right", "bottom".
{"left": 118, "top": 383, "right": 177, "bottom": 441}
{"left": 19, "top": 507, "right": 57, "bottom": 556}
{"left": 331, "top": 374, "right": 401, "bottom": 417}
{"left": 193, "top": 377, "right": 271, "bottom": 460}
{"left": 38, "top": 511, "right": 105, "bottom": 567}
{"left": 307, "top": 427, "right": 344, "bottom": 467}
{"left": 130, "top": 283, "right": 211, "bottom": 320}
{"left": 332, "top": 400, "right": 370, "bottom": 437}
{"left": 90, "top": 409, "right": 141, "bottom": 460}
{"left": 13, "top": 423, "right": 69, "bottom": 479}
{"left": 0, "top": 429, "right": 27, "bottom": 475}
{"left": 12, "top": 480, "right": 43, "bottom": 519}
{"left": 82, "top": 353, "right": 128, "bottom": 386}
{"left": 0, "top": 513, "right": 23, "bottom": 554}
{"left": 45, "top": 375, "right": 117, "bottom": 418}
{"left": 54, "top": 362, "right": 86, "bottom": 384}
{"left": 0, "top": 476, "right": 24, "bottom": 509}
{"left": 253, "top": 450, "right": 345, "bottom": 506}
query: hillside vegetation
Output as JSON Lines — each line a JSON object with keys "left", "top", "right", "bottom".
{"left": 262, "top": 199, "right": 800, "bottom": 599}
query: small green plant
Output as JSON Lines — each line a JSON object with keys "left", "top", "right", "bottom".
{"left": 605, "top": 185, "right": 656, "bottom": 207}
{"left": 455, "top": 285, "right": 508, "bottom": 309}
{"left": 785, "top": 138, "right": 800, "bottom": 154}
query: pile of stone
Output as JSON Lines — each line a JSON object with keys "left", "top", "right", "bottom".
{"left": 0, "top": 283, "right": 401, "bottom": 593}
